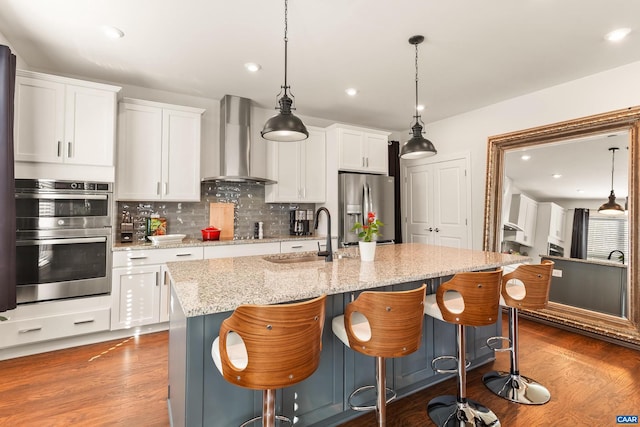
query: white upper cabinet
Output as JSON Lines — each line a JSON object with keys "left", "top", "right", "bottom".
{"left": 537, "top": 202, "right": 567, "bottom": 245}
{"left": 327, "top": 124, "right": 390, "bottom": 174}
{"left": 116, "top": 98, "right": 205, "bottom": 201}
{"left": 265, "top": 127, "right": 326, "bottom": 203}
{"left": 505, "top": 193, "right": 538, "bottom": 247}
{"left": 14, "top": 70, "right": 120, "bottom": 167}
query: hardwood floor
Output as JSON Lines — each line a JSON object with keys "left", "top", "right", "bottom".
{"left": 1, "top": 316, "right": 638, "bottom": 426}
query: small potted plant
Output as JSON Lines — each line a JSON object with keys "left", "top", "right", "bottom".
{"left": 351, "top": 212, "right": 383, "bottom": 261}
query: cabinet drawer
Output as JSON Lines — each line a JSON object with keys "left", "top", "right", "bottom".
{"left": 113, "top": 246, "right": 204, "bottom": 267}
{"left": 280, "top": 240, "right": 322, "bottom": 253}
{"left": 0, "top": 308, "right": 110, "bottom": 348}
{"left": 204, "top": 242, "right": 280, "bottom": 259}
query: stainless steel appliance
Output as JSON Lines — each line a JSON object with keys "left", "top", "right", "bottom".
{"left": 548, "top": 242, "right": 564, "bottom": 257}
{"left": 338, "top": 173, "right": 395, "bottom": 246}
{"left": 15, "top": 179, "right": 113, "bottom": 304}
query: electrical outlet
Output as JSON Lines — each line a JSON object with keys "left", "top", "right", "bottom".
{"left": 552, "top": 269, "right": 563, "bottom": 278}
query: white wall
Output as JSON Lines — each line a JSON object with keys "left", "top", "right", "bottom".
{"left": 421, "top": 60, "right": 640, "bottom": 250}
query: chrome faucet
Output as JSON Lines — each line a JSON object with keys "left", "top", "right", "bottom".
{"left": 608, "top": 250, "right": 625, "bottom": 264}
{"left": 314, "top": 207, "right": 333, "bottom": 262}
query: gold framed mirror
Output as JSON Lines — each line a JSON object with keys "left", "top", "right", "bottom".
{"left": 483, "top": 106, "right": 640, "bottom": 348}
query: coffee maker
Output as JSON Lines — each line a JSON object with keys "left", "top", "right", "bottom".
{"left": 289, "top": 209, "right": 313, "bottom": 235}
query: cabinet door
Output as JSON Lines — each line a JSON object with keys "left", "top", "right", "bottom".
{"left": 111, "top": 265, "right": 161, "bottom": 330}
{"left": 162, "top": 108, "right": 202, "bottom": 201}
{"left": 522, "top": 197, "right": 538, "bottom": 246}
{"left": 116, "top": 103, "right": 163, "bottom": 200}
{"left": 550, "top": 204, "right": 566, "bottom": 242}
{"left": 159, "top": 265, "right": 171, "bottom": 323}
{"left": 267, "top": 141, "right": 301, "bottom": 202}
{"left": 364, "top": 133, "right": 389, "bottom": 174}
{"left": 301, "top": 129, "right": 326, "bottom": 202}
{"left": 14, "top": 76, "right": 65, "bottom": 163}
{"left": 64, "top": 85, "right": 116, "bottom": 166}
{"left": 338, "top": 128, "right": 365, "bottom": 172}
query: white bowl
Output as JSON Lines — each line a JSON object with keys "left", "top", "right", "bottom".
{"left": 147, "top": 234, "right": 186, "bottom": 245}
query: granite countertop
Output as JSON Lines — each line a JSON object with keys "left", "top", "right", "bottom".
{"left": 168, "top": 243, "right": 529, "bottom": 317}
{"left": 542, "top": 254, "right": 627, "bottom": 268}
{"left": 112, "top": 234, "right": 332, "bottom": 251}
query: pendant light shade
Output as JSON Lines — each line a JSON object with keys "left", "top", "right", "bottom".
{"left": 598, "top": 147, "right": 625, "bottom": 216}
{"left": 400, "top": 35, "right": 437, "bottom": 159}
{"left": 261, "top": 0, "right": 308, "bottom": 142}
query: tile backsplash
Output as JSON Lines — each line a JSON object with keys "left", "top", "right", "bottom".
{"left": 117, "top": 182, "right": 314, "bottom": 242}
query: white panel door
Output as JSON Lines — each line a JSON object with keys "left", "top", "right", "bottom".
{"left": 403, "top": 156, "right": 470, "bottom": 248}
{"left": 405, "top": 163, "right": 434, "bottom": 243}
{"left": 433, "top": 158, "right": 468, "bottom": 248}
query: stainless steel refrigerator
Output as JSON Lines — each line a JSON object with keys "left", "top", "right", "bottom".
{"left": 338, "top": 173, "right": 395, "bottom": 246}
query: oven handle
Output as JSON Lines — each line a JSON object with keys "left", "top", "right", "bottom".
{"left": 15, "top": 193, "right": 108, "bottom": 200}
{"left": 16, "top": 237, "right": 107, "bottom": 246}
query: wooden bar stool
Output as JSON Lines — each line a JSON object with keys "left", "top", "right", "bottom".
{"left": 211, "top": 294, "right": 327, "bottom": 427}
{"left": 332, "top": 284, "right": 427, "bottom": 427}
{"left": 483, "top": 260, "right": 554, "bottom": 405}
{"left": 423, "top": 270, "right": 502, "bottom": 427}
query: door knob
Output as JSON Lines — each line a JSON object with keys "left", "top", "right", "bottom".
{"left": 434, "top": 228, "right": 440, "bottom": 232}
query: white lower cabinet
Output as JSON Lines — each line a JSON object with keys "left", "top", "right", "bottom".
{"left": 204, "top": 242, "right": 281, "bottom": 259}
{"left": 0, "top": 296, "right": 111, "bottom": 349}
{"left": 280, "top": 239, "right": 338, "bottom": 253}
{"left": 111, "top": 247, "right": 203, "bottom": 330}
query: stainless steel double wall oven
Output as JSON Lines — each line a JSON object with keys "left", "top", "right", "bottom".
{"left": 15, "top": 179, "right": 113, "bottom": 304}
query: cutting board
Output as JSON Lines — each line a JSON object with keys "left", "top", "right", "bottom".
{"left": 209, "top": 203, "right": 235, "bottom": 240}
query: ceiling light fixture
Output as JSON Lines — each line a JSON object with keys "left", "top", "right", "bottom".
{"left": 399, "top": 35, "right": 437, "bottom": 159}
{"left": 244, "top": 62, "right": 261, "bottom": 72}
{"left": 598, "top": 147, "right": 625, "bottom": 216}
{"left": 102, "top": 25, "right": 124, "bottom": 39}
{"left": 521, "top": 154, "right": 531, "bottom": 161}
{"left": 605, "top": 28, "right": 631, "bottom": 42}
{"left": 552, "top": 173, "right": 562, "bottom": 179}
{"left": 261, "top": 0, "right": 308, "bottom": 142}
{"left": 345, "top": 88, "right": 358, "bottom": 96}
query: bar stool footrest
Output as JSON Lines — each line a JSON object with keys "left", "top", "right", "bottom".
{"left": 240, "top": 415, "right": 292, "bottom": 426}
{"left": 486, "top": 335, "right": 512, "bottom": 352}
{"left": 431, "top": 355, "right": 470, "bottom": 374}
{"left": 427, "top": 395, "right": 500, "bottom": 427}
{"left": 347, "top": 384, "right": 397, "bottom": 412}
{"left": 482, "top": 370, "right": 551, "bottom": 405}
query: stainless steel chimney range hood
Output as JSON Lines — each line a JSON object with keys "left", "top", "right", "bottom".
{"left": 202, "top": 95, "right": 275, "bottom": 184}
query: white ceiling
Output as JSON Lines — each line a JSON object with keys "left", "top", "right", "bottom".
{"left": 1, "top": 0, "right": 640, "bottom": 135}
{"left": 505, "top": 131, "right": 630, "bottom": 201}
{"left": 1, "top": 0, "right": 639, "bottom": 202}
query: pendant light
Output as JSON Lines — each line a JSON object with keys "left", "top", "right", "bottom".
{"left": 400, "top": 35, "right": 437, "bottom": 159}
{"left": 598, "top": 147, "right": 625, "bottom": 216}
{"left": 261, "top": 0, "right": 309, "bottom": 142}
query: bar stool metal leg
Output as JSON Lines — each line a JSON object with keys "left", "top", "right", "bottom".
{"left": 482, "top": 307, "right": 551, "bottom": 405}
{"left": 428, "top": 325, "right": 501, "bottom": 427}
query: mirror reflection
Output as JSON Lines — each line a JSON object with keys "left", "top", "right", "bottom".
{"left": 483, "top": 106, "right": 640, "bottom": 349}
{"left": 501, "top": 131, "right": 629, "bottom": 319}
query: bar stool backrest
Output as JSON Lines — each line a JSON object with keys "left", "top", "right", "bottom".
{"left": 436, "top": 270, "right": 502, "bottom": 326}
{"left": 344, "top": 284, "right": 426, "bottom": 358}
{"left": 502, "top": 260, "right": 554, "bottom": 310}
{"left": 217, "top": 294, "right": 327, "bottom": 390}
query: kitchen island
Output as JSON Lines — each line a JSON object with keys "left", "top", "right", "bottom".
{"left": 543, "top": 255, "right": 628, "bottom": 317}
{"left": 167, "top": 243, "right": 528, "bottom": 427}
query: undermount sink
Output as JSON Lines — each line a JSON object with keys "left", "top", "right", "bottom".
{"left": 263, "top": 255, "right": 324, "bottom": 264}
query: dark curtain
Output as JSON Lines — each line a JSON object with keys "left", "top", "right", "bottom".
{"left": 570, "top": 208, "right": 589, "bottom": 259}
{"left": 387, "top": 140, "right": 402, "bottom": 243}
{"left": 0, "top": 45, "right": 16, "bottom": 312}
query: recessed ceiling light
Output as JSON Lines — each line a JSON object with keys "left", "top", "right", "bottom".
{"left": 552, "top": 173, "right": 562, "bottom": 179}
{"left": 577, "top": 189, "right": 585, "bottom": 193}
{"left": 244, "top": 63, "right": 261, "bottom": 72}
{"left": 102, "top": 26, "right": 124, "bottom": 39}
{"left": 521, "top": 154, "right": 531, "bottom": 161}
{"left": 416, "top": 104, "right": 425, "bottom": 112}
{"left": 345, "top": 88, "right": 358, "bottom": 96}
{"left": 605, "top": 28, "right": 631, "bottom": 42}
